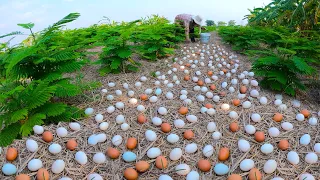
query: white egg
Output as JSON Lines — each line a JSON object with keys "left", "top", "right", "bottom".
{"left": 167, "top": 134, "right": 179, "bottom": 144}
{"left": 175, "top": 164, "right": 191, "bottom": 175}
{"left": 250, "top": 89, "right": 259, "bottom": 97}
{"left": 299, "top": 173, "right": 315, "bottom": 180}
{"left": 33, "top": 125, "right": 44, "bottom": 135}
{"left": 137, "top": 105, "right": 146, "bottom": 112}
{"left": 49, "top": 143, "right": 62, "bottom": 154}
{"left": 206, "top": 92, "right": 214, "bottom": 98}
{"left": 228, "top": 87, "right": 235, "bottom": 93}
{"left": 186, "top": 115, "right": 198, "bottom": 123}
{"left": 95, "top": 114, "right": 104, "bottom": 123}
{"left": 2, "top": 163, "right": 17, "bottom": 175}
{"left": 155, "top": 81, "right": 161, "bottom": 86}
{"left": 147, "top": 147, "right": 161, "bottom": 158}
{"left": 300, "top": 134, "right": 311, "bottom": 145}
{"left": 180, "top": 94, "right": 187, "bottom": 100}
{"left": 308, "top": 117, "right": 318, "bottom": 125}
{"left": 166, "top": 92, "right": 174, "bottom": 99}
{"left": 221, "top": 82, "right": 228, "bottom": 88}
{"left": 221, "top": 103, "right": 230, "bottom": 110}
{"left": 159, "top": 174, "right": 173, "bottom": 180}
{"left": 26, "top": 139, "right": 39, "bottom": 152}
{"left": 88, "top": 134, "right": 98, "bottom": 145}
{"left": 212, "top": 75, "right": 218, "bottom": 80}
{"left": 242, "top": 101, "right": 252, "bottom": 109}
{"left": 116, "top": 115, "right": 125, "bottom": 124}
{"left": 174, "top": 119, "right": 185, "bottom": 128}
{"left": 167, "top": 83, "right": 174, "bottom": 88}
{"left": 201, "top": 87, "right": 208, "bottom": 93}
{"left": 106, "top": 95, "right": 114, "bottom": 101}
{"left": 203, "top": 145, "right": 214, "bottom": 157}
{"left": 213, "top": 95, "right": 220, "bottom": 102}
{"left": 212, "top": 131, "right": 222, "bottom": 140}
{"left": 314, "top": 143, "right": 320, "bottom": 153}
{"left": 263, "top": 160, "right": 277, "bottom": 174}
{"left": 140, "top": 76, "right": 147, "bottom": 82}
{"left": 127, "top": 90, "right": 134, "bottom": 97}
{"left": 115, "top": 90, "right": 122, "bottom": 96}
{"left": 275, "top": 94, "right": 283, "bottom": 100}
{"left": 28, "top": 159, "right": 43, "bottom": 171}
{"left": 292, "top": 100, "right": 301, "bottom": 107}
{"left": 186, "top": 171, "right": 200, "bottom": 180}
{"left": 271, "top": 177, "right": 284, "bottom": 180}
{"left": 201, "top": 107, "right": 208, "bottom": 114}
{"left": 261, "top": 144, "right": 274, "bottom": 154}
{"left": 185, "top": 143, "right": 198, "bottom": 153}
{"left": 197, "top": 95, "right": 205, "bottom": 102}
{"left": 52, "top": 159, "right": 65, "bottom": 174}
{"left": 205, "top": 78, "right": 211, "bottom": 84}
{"left": 251, "top": 80, "right": 258, "bottom": 86}
{"left": 242, "top": 79, "right": 249, "bottom": 85}
{"left": 92, "top": 152, "right": 106, "bottom": 164}
{"left": 268, "top": 127, "right": 280, "bottom": 137}
{"left": 229, "top": 111, "right": 239, "bottom": 119}
{"left": 115, "top": 102, "right": 124, "bottom": 109}
{"left": 135, "top": 81, "right": 142, "bottom": 87}
{"left": 121, "top": 123, "right": 130, "bottom": 131}
{"left": 287, "top": 151, "right": 299, "bottom": 165}
{"left": 107, "top": 106, "right": 115, "bottom": 113}
{"left": 240, "top": 159, "right": 255, "bottom": 171}
{"left": 238, "top": 139, "right": 251, "bottom": 152}
{"left": 251, "top": 113, "right": 261, "bottom": 123}
{"left": 96, "top": 134, "right": 107, "bottom": 143}
{"left": 231, "top": 69, "right": 236, "bottom": 73}
{"left": 296, "top": 113, "right": 305, "bottom": 121}
{"left": 108, "top": 82, "right": 115, "bottom": 87}
{"left": 184, "top": 99, "right": 192, "bottom": 105}
{"left": 87, "top": 174, "right": 103, "bottom": 180}
{"left": 152, "top": 117, "right": 162, "bottom": 126}
{"left": 145, "top": 130, "right": 157, "bottom": 141}
{"left": 259, "top": 96, "right": 268, "bottom": 105}
{"left": 281, "top": 122, "right": 293, "bottom": 131}
{"left": 278, "top": 104, "right": 287, "bottom": 111}
{"left": 112, "top": 135, "right": 122, "bottom": 146}
{"left": 248, "top": 72, "right": 254, "bottom": 77}
{"left": 123, "top": 83, "right": 129, "bottom": 89}
{"left": 170, "top": 148, "right": 182, "bottom": 160}
{"left": 155, "top": 71, "right": 161, "bottom": 76}
{"left": 274, "top": 99, "right": 282, "bottom": 106}
{"left": 207, "top": 122, "right": 217, "bottom": 132}
{"left": 305, "top": 152, "right": 318, "bottom": 164}
{"left": 192, "top": 77, "right": 199, "bottom": 82}
{"left": 85, "top": 108, "right": 94, "bottom": 115}
{"left": 245, "top": 125, "right": 256, "bottom": 134}
{"left": 155, "top": 88, "right": 162, "bottom": 95}
{"left": 129, "top": 98, "right": 138, "bottom": 105}
{"left": 99, "top": 122, "right": 109, "bottom": 130}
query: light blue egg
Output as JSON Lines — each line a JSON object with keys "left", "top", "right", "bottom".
{"left": 2, "top": 163, "right": 17, "bottom": 176}
{"left": 155, "top": 88, "right": 162, "bottom": 95}
{"left": 214, "top": 163, "right": 229, "bottom": 175}
{"left": 122, "top": 151, "right": 137, "bottom": 162}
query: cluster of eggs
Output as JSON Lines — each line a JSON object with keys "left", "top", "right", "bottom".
{"left": 2, "top": 43, "right": 320, "bottom": 180}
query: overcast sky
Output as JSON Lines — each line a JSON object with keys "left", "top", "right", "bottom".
{"left": 0, "top": 0, "right": 271, "bottom": 44}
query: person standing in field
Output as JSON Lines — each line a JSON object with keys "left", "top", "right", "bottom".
{"left": 175, "top": 14, "right": 203, "bottom": 43}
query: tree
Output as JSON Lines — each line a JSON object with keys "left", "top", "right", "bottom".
{"left": 205, "top": 20, "right": 215, "bottom": 26}
{"left": 217, "top": 21, "right": 227, "bottom": 26}
{"left": 228, "top": 20, "right": 236, "bottom": 26}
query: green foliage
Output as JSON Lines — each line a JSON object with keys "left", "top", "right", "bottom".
{"left": 217, "top": 21, "right": 227, "bottom": 26}
{"left": 206, "top": 20, "right": 215, "bottom": 26}
{"left": 228, "top": 20, "right": 236, "bottom": 26}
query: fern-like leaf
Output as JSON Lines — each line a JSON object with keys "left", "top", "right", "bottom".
{"left": 11, "top": 108, "right": 28, "bottom": 123}
{"left": 54, "top": 80, "right": 81, "bottom": 97}
{"left": 20, "top": 113, "right": 46, "bottom": 136}
{"left": 0, "top": 122, "right": 21, "bottom": 147}
{"left": 24, "top": 81, "right": 57, "bottom": 109}
{"left": 36, "top": 102, "right": 67, "bottom": 117}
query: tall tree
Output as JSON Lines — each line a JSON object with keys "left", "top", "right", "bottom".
{"left": 228, "top": 20, "right": 236, "bottom": 26}
{"left": 217, "top": 21, "right": 227, "bottom": 26}
{"left": 206, "top": 20, "right": 215, "bottom": 26}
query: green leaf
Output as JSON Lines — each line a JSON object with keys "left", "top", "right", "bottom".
{"left": 11, "top": 108, "right": 28, "bottom": 123}
{"left": 0, "top": 122, "right": 21, "bottom": 147}
{"left": 36, "top": 103, "right": 67, "bottom": 117}
{"left": 268, "top": 70, "right": 287, "bottom": 85}
{"left": 20, "top": 113, "right": 46, "bottom": 136}
{"left": 54, "top": 80, "right": 81, "bottom": 97}
{"left": 0, "top": 31, "right": 23, "bottom": 39}
{"left": 111, "top": 59, "right": 122, "bottom": 69}
{"left": 117, "top": 48, "right": 132, "bottom": 58}
{"left": 292, "top": 56, "right": 314, "bottom": 75}
{"left": 17, "top": 23, "right": 35, "bottom": 29}
{"left": 25, "top": 81, "right": 57, "bottom": 109}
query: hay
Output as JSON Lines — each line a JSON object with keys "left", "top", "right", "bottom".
{"left": 1, "top": 32, "right": 319, "bottom": 180}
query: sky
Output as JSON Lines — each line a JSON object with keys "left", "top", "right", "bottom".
{"left": 0, "top": 0, "right": 271, "bottom": 44}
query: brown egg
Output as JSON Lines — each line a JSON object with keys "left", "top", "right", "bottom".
{"left": 6, "top": 147, "right": 18, "bottom": 161}
{"left": 218, "top": 147, "right": 230, "bottom": 161}
{"left": 183, "top": 130, "right": 194, "bottom": 140}
{"left": 230, "top": 122, "right": 239, "bottom": 132}
{"left": 137, "top": 114, "right": 147, "bottom": 124}
{"left": 185, "top": 63, "right": 191, "bottom": 67}
{"left": 301, "top": 109, "right": 310, "bottom": 118}
{"left": 42, "top": 131, "right": 53, "bottom": 143}
{"left": 219, "top": 91, "right": 226, "bottom": 96}
{"left": 140, "top": 94, "right": 148, "bottom": 101}
{"left": 195, "top": 52, "right": 200, "bottom": 55}
{"left": 197, "top": 159, "right": 211, "bottom": 172}
{"left": 227, "top": 174, "right": 242, "bottom": 180}
{"left": 254, "top": 131, "right": 265, "bottom": 142}
{"left": 222, "top": 69, "right": 227, "bottom": 73}
{"left": 197, "top": 80, "right": 204, "bottom": 86}
{"left": 208, "top": 71, "right": 213, "bottom": 76}
{"left": 230, "top": 61, "right": 234, "bottom": 65}
{"left": 135, "top": 161, "right": 150, "bottom": 172}
{"left": 248, "top": 168, "right": 262, "bottom": 180}
{"left": 205, "top": 103, "right": 213, "bottom": 109}
{"left": 273, "top": 113, "right": 283, "bottom": 122}
{"left": 126, "top": 137, "right": 138, "bottom": 150}
{"left": 161, "top": 123, "right": 171, "bottom": 133}
{"left": 36, "top": 168, "right": 50, "bottom": 180}
{"left": 15, "top": 174, "right": 30, "bottom": 180}
{"left": 233, "top": 99, "right": 241, "bottom": 106}
{"left": 124, "top": 168, "right": 138, "bottom": 180}
{"left": 184, "top": 75, "right": 190, "bottom": 81}
{"left": 66, "top": 139, "right": 77, "bottom": 151}
{"left": 210, "top": 84, "right": 216, "bottom": 91}
{"left": 106, "top": 147, "right": 120, "bottom": 159}
{"left": 278, "top": 139, "right": 289, "bottom": 150}
{"left": 155, "top": 156, "right": 168, "bottom": 169}
{"left": 179, "top": 107, "right": 188, "bottom": 115}
{"left": 240, "top": 86, "right": 247, "bottom": 94}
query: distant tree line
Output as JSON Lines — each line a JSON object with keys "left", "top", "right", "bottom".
{"left": 205, "top": 20, "right": 237, "bottom": 27}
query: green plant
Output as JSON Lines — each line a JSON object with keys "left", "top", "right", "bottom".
{"left": 206, "top": 20, "right": 215, "bottom": 26}
{"left": 228, "top": 20, "right": 236, "bottom": 26}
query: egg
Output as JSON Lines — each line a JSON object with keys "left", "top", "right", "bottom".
{"left": 238, "top": 139, "right": 251, "bottom": 152}
{"left": 212, "top": 131, "right": 222, "bottom": 140}
{"left": 203, "top": 145, "right": 214, "bottom": 157}
{"left": 174, "top": 119, "right": 185, "bottom": 128}
{"left": 248, "top": 168, "right": 262, "bottom": 180}
{"left": 240, "top": 86, "right": 247, "bottom": 93}
{"left": 75, "top": 151, "right": 87, "bottom": 165}
{"left": 69, "top": 122, "right": 81, "bottom": 131}
{"left": 145, "top": 130, "right": 157, "bottom": 141}
{"left": 85, "top": 108, "right": 94, "bottom": 115}
{"left": 245, "top": 125, "right": 256, "bottom": 135}
{"left": 170, "top": 148, "right": 182, "bottom": 160}
{"left": 42, "top": 131, "right": 53, "bottom": 143}
{"left": 28, "top": 159, "right": 43, "bottom": 171}
{"left": 87, "top": 174, "right": 103, "bottom": 180}
{"left": 149, "top": 96, "right": 158, "bottom": 103}
{"left": 213, "top": 95, "right": 220, "bottom": 102}
{"left": 186, "top": 115, "right": 198, "bottom": 123}
{"left": 221, "top": 103, "right": 230, "bottom": 110}
{"left": 230, "top": 122, "right": 239, "bottom": 132}
{"left": 147, "top": 147, "right": 161, "bottom": 158}
{"left": 240, "top": 159, "right": 255, "bottom": 171}
{"left": 66, "top": 139, "right": 77, "bottom": 150}
{"left": 99, "top": 122, "right": 109, "bottom": 130}
{"left": 51, "top": 159, "right": 65, "bottom": 174}
{"left": 6, "top": 148, "right": 18, "bottom": 161}
{"left": 121, "top": 123, "right": 130, "bottom": 131}
{"left": 88, "top": 134, "right": 98, "bottom": 145}
{"left": 33, "top": 125, "right": 44, "bottom": 135}
{"left": 255, "top": 131, "right": 265, "bottom": 142}
{"left": 263, "top": 160, "right": 277, "bottom": 174}
{"left": 36, "top": 168, "right": 49, "bottom": 180}
{"left": 185, "top": 143, "right": 198, "bottom": 153}
{"left": 250, "top": 90, "right": 259, "bottom": 97}
{"left": 135, "top": 81, "right": 142, "bottom": 87}
{"left": 278, "top": 139, "right": 289, "bottom": 150}
{"left": 197, "top": 159, "right": 211, "bottom": 172}
{"left": 251, "top": 113, "right": 261, "bottom": 122}
{"left": 156, "top": 156, "right": 168, "bottom": 169}
{"left": 107, "top": 106, "right": 115, "bottom": 114}
{"left": 268, "top": 127, "right": 280, "bottom": 137}
{"left": 207, "top": 122, "right": 217, "bottom": 132}
{"left": 287, "top": 151, "right": 300, "bottom": 165}
{"left": 301, "top": 109, "right": 310, "bottom": 118}
{"left": 2, "top": 163, "right": 17, "bottom": 175}
{"left": 175, "top": 164, "right": 191, "bottom": 175}
{"left": 134, "top": 161, "right": 150, "bottom": 173}
{"left": 305, "top": 152, "right": 318, "bottom": 164}
{"left": 15, "top": 174, "right": 30, "bottom": 180}
{"left": 122, "top": 151, "right": 137, "bottom": 162}
{"left": 314, "top": 143, "right": 320, "bottom": 153}
{"left": 232, "top": 99, "right": 241, "bottom": 106}
{"left": 251, "top": 80, "right": 258, "bottom": 86}
{"left": 281, "top": 122, "right": 293, "bottom": 131}
{"left": 227, "top": 174, "right": 242, "bottom": 180}
{"left": 137, "top": 105, "right": 146, "bottom": 112}
{"left": 184, "top": 130, "right": 194, "bottom": 140}
{"left": 155, "top": 88, "right": 162, "bottom": 95}
{"left": 124, "top": 168, "right": 138, "bottom": 180}
{"left": 94, "top": 114, "right": 104, "bottom": 123}
{"left": 49, "top": 143, "right": 62, "bottom": 154}
{"left": 261, "top": 144, "right": 274, "bottom": 154}
{"left": 229, "top": 111, "right": 239, "bottom": 119}
{"left": 299, "top": 173, "right": 315, "bottom": 180}
{"left": 106, "top": 147, "right": 120, "bottom": 159}
{"left": 161, "top": 123, "right": 171, "bottom": 133}
{"left": 214, "top": 163, "right": 229, "bottom": 175}
{"left": 207, "top": 108, "right": 216, "bottom": 115}
{"left": 274, "top": 99, "right": 282, "bottom": 106}
{"left": 218, "top": 147, "right": 230, "bottom": 161}
{"left": 300, "top": 134, "right": 311, "bottom": 145}
{"left": 259, "top": 96, "right": 268, "bottom": 105}
{"left": 186, "top": 171, "right": 200, "bottom": 180}
{"left": 308, "top": 117, "right": 318, "bottom": 125}
{"left": 167, "top": 134, "right": 179, "bottom": 144}
{"left": 242, "top": 101, "right": 252, "bottom": 108}
{"left": 106, "top": 95, "right": 114, "bottom": 101}
{"left": 296, "top": 113, "right": 305, "bottom": 121}
{"left": 159, "top": 174, "right": 173, "bottom": 180}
